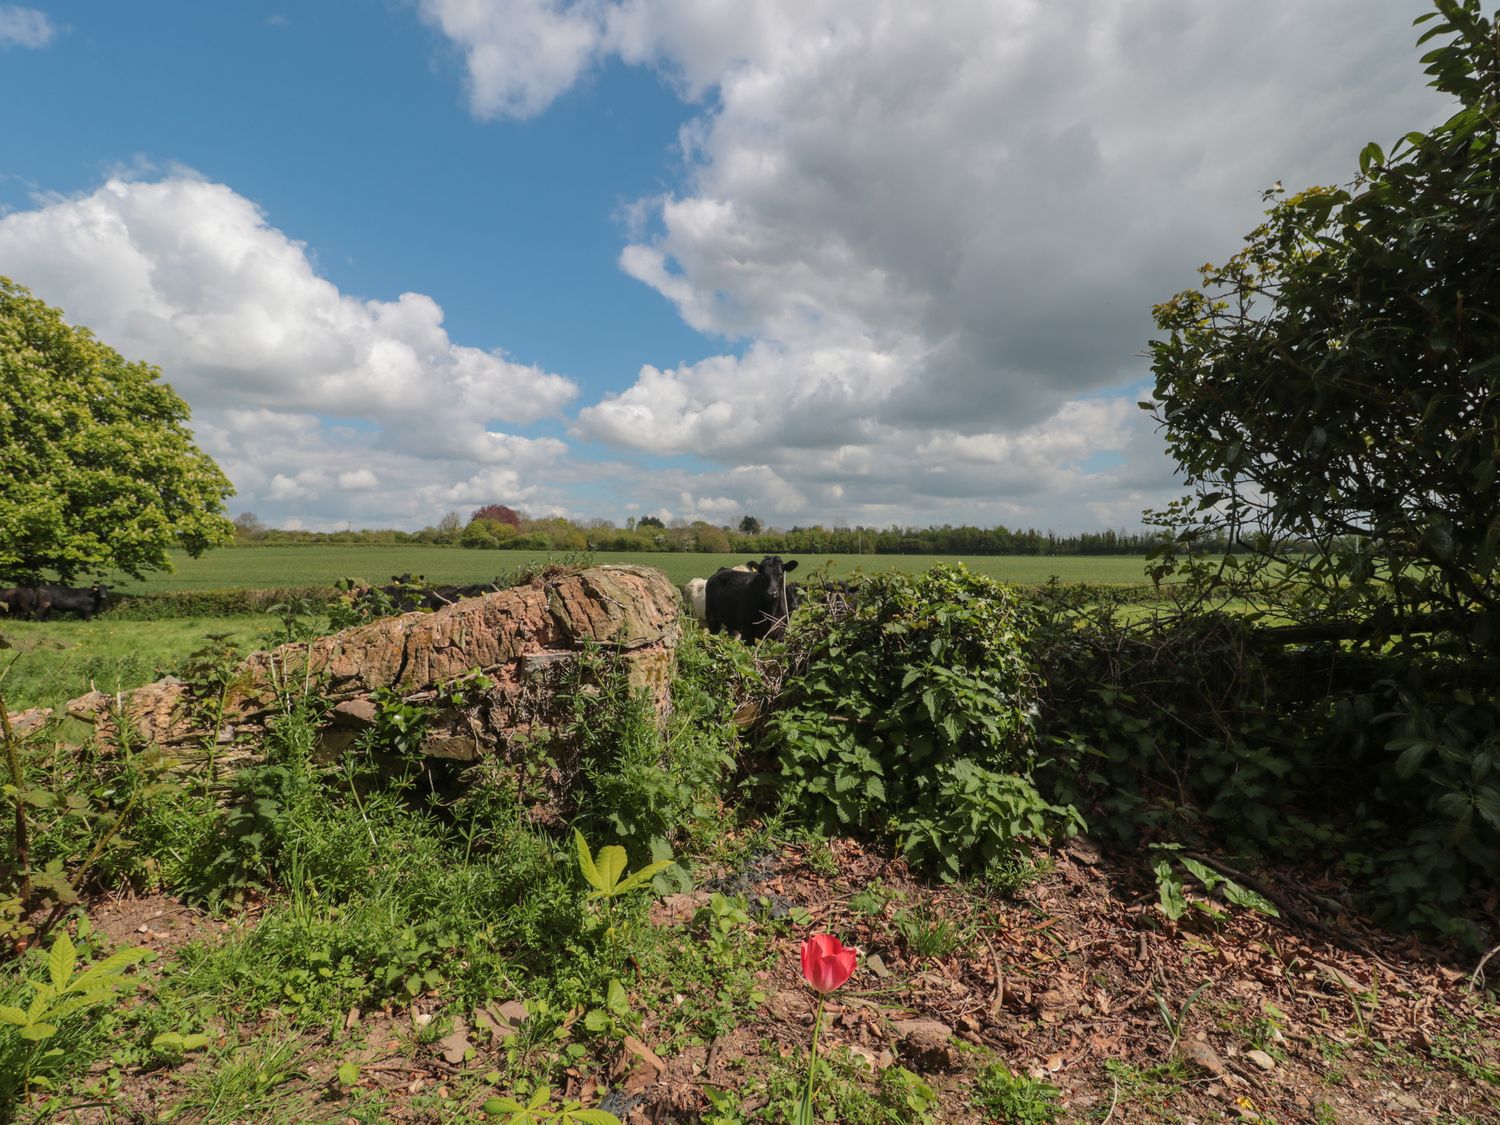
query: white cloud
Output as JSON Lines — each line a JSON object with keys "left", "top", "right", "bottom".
{"left": 416, "top": 0, "right": 606, "bottom": 119}
{"left": 0, "top": 6, "right": 53, "bottom": 49}
{"left": 0, "top": 175, "right": 581, "bottom": 527}
{"left": 0, "top": 177, "right": 576, "bottom": 434}
{"left": 425, "top": 0, "right": 1442, "bottom": 530}
{"left": 337, "top": 469, "right": 379, "bottom": 490}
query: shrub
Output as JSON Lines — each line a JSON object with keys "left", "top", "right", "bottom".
{"left": 1027, "top": 584, "right": 1500, "bottom": 945}
{"left": 765, "top": 565, "right": 1076, "bottom": 879}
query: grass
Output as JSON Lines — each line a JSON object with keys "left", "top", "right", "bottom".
{"left": 0, "top": 615, "right": 270, "bottom": 710}
{"left": 101, "top": 545, "right": 1158, "bottom": 593}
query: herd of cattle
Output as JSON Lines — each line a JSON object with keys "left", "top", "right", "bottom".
{"left": 0, "top": 583, "right": 110, "bottom": 620}
{"left": 3, "top": 557, "right": 843, "bottom": 643}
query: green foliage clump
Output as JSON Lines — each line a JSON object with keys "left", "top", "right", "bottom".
{"left": 1148, "top": 1, "right": 1500, "bottom": 657}
{"left": 1126, "top": 3, "right": 1500, "bottom": 943}
{"left": 1, "top": 673, "right": 187, "bottom": 952}
{"left": 1028, "top": 586, "right": 1500, "bottom": 944}
{"left": 971, "top": 1062, "right": 1061, "bottom": 1124}
{"left": 560, "top": 628, "right": 746, "bottom": 883}
{"left": 766, "top": 564, "right": 1078, "bottom": 880}
{"left": 159, "top": 619, "right": 749, "bottom": 1025}
{"left": 0, "top": 926, "right": 149, "bottom": 1109}
{"left": 0, "top": 277, "right": 234, "bottom": 584}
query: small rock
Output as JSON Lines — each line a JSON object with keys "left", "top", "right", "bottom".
{"left": 420, "top": 734, "right": 481, "bottom": 761}
{"left": 890, "top": 1018, "right": 957, "bottom": 1071}
{"left": 331, "top": 698, "right": 379, "bottom": 727}
{"left": 1178, "top": 1038, "right": 1228, "bottom": 1078}
{"left": 1245, "top": 1049, "right": 1277, "bottom": 1071}
{"left": 766, "top": 990, "right": 812, "bottom": 1022}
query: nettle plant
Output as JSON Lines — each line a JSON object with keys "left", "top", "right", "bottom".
{"left": 766, "top": 565, "right": 1079, "bottom": 880}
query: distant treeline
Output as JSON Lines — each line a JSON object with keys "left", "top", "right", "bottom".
{"left": 235, "top": 514, "right": 1179, "bottom": 556}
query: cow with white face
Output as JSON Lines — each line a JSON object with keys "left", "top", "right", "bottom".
{"left": 705, "top": 556, "right": 799, "bottom": 641}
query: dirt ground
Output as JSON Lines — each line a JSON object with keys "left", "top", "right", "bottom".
{"left": 67, "top": 838, "right": 1500, "bottom": 1123}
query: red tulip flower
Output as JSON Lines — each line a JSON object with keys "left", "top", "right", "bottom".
{"left": 796, "top": 935, "right": 857, "bottom": 1124}
{"left": 800, "top": 933, "right": 857, "bottom": 994}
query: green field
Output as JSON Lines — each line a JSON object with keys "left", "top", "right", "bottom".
{"left": 0, "top": 616, "right": 270, "bottom": 711}
{"left": 104, "top": 546, "right": 1155, "bottom": 593}
{"left": 0, "top": 548, "right": 1157, "bottom": 711}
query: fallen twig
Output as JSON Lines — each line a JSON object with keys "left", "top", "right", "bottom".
{"left": 1470, "top": 943, "right": 1500, "bottom": 992}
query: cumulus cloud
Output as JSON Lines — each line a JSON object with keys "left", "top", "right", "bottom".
{"left": 0, "top": 6, "right": 53, "bottom": 49}
{"left": 416, "top": 0, "right": 606, "bottom": 119}
{"left": 0, "top": 175, "right": 580, "bottom": 527}
{"left": 425, "top": 0, "right": 1441, "bottom": 529}
{"left": 337, "top": 469, "right": 379, "bottom": 490}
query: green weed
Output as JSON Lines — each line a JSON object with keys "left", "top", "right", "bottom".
{"left": 892, "top": 904, "right": 967, "bottom": 960}
{"left": 971, "top": 1062, "right": 1061, "bottom": 1124}
{"left": 165, "top": 1030, "right": 306, "bottom": 1124}
{"left": 0, "top": 928, "right": 149, "bottom": 1109}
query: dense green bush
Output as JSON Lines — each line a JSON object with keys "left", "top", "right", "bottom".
{"left": 765, "top": 564, "right": 1078, "bottom": 879}
{"left": 1028, "top": 583, "right": 1500, "bottom": 945}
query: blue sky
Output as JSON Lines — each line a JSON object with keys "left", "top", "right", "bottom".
{"left": 0, "top": 1, "right": 1442, "bottom": 531}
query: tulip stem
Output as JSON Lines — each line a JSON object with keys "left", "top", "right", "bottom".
{"left": 802, "top": 994, "right": 826, "bottom": 1122}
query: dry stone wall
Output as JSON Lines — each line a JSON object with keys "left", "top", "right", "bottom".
{"left": 11, "top": 565, "right": 682, "bottom": 767}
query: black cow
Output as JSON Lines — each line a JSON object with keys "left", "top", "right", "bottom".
{"left": 0, "top": 588, "right": 38, "bottom": 618}
{"left": 705, "top": 556, "right": 799, "bottom": 641}
{"left": 0, "top": 584, "right": 109, "bottom": 620}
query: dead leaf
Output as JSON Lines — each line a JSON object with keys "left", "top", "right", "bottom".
{"left": 437, "top": 1020, "right": 471, "bottom": 1065}
{"left": 474, "top": 999, "right": 528, "bottom": 1041}
{"left": 621, "top": 1036, "right": 666, "bottom": 1074}
{"left": 1316, "top": 961, "right": 1368, "bottom": 995}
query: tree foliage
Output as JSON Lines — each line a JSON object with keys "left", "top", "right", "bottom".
{"left": 0, "top": 278, "right": 234, "bottom": 583}
{"left": 1134, "top": 2, "right": 1500, "bottom": 943}
{"left": 469, "top": 504, "right": 521, "bottom": 528}
{"left": 1148, "top": 0, "right": 1500, "bottom": 658}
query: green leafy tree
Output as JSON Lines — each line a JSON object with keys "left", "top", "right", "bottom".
{"left": 1147, "top": 0, "right": 1500, "bottom": 658}
{"left": 737, "top": 514, "right": 762, "bottom": 535}
{"left": 0, "top": 278, "right": 234, "bottom": 583}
